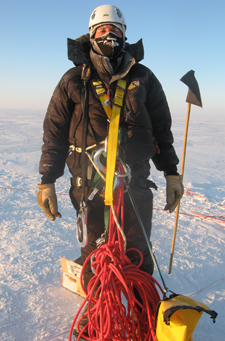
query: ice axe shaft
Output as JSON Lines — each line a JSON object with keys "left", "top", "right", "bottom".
{"left": 168, "top": 102, "right": 191, "bottom": 274}
{"left": 168, "top": 71, "right": 202, "bottom": 274}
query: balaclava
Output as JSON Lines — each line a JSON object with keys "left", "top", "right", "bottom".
{"left": 90, "top": 23, "right": 125, "bottom": 60}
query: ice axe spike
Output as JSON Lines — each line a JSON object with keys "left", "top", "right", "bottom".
{"left": 168, "top": 70, "right": 202, "bottom": 274}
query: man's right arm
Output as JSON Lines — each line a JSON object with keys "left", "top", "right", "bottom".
{"left": 38, "top": 72, "right": 76, "bottom": 220}
{"left": 39, "top": 75, "right": 76, "bottom": 184}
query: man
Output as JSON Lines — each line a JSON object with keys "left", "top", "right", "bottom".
{"left": 38, "top": 4, "right": 183, "bottom": 293}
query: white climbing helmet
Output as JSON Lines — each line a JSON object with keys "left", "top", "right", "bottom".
{"left": 89, "top": 5, "right": 126, "bottom": 39}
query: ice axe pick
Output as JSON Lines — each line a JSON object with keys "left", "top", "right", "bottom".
{"left": 168, "top": 70, "right": 202, "bottom": 274}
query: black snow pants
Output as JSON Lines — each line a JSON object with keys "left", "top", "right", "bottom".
{"left": 67, "top": 150, "right": 154, "bottom": 290}
{"left": 70, "top": 179, "right": 154, "bottom": 291}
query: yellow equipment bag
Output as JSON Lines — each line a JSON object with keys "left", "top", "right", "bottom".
{"left": 156, "top": 294, "right": 217, "bottom": 341}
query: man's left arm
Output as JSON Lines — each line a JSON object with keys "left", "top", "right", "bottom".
{"left": 146, "top": 72, "right": 184, "bottom": 212}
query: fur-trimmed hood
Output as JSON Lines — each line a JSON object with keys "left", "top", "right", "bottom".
{"left": 67, "top": 33, "right": 144, "bottom": 66}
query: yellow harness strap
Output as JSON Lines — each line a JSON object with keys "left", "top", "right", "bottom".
{"left": 92, "top": 79, "right": 127, "bottom": 206}
{"left": 105, "top": 79, "right": 126, "bottom": 205}
{"left": 92, "top": 81, "right": 112, "bottom": 119}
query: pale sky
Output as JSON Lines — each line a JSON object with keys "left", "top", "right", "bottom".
{"left": 0, "top": 0, "right": 224, "bottom": 118}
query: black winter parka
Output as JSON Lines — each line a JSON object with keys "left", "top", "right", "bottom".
{"left": 39, "top": 34, "right": 179, "bottom": 183}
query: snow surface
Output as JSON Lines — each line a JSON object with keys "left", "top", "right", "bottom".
{"left": 0, "top": 110, "right": 224, "bottom": 340}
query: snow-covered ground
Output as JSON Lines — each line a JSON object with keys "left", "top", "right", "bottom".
{"left": 0, "top": 110, "right": 224, "bottom": 340}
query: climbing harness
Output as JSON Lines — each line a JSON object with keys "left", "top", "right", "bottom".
{"left": 74, "top": 70, "right": 126, "bottom": 246}
{"left": 93, "top": 78, "right": 127, "bottom": 206}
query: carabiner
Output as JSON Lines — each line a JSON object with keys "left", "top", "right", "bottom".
{"left": 76, "top": 201, "right": 88, "bottom": 247}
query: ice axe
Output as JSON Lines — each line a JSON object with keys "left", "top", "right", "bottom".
{"left": 168, "top": 70, "right": 202, "bottom": 274}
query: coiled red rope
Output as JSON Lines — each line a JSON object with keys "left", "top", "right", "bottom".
{"left": 69, "top": 163, "right": 164, "bottom": 341}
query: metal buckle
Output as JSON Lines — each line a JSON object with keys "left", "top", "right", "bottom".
{"left": 76, "top": 176, "right": 82, "bottom": 188}
{"left": 96, "top": 233, "right": 106, "bottom": 248}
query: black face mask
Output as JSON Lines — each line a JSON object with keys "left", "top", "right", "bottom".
{"left": 94, "top": 32, "right": 124, "bottom": 59}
